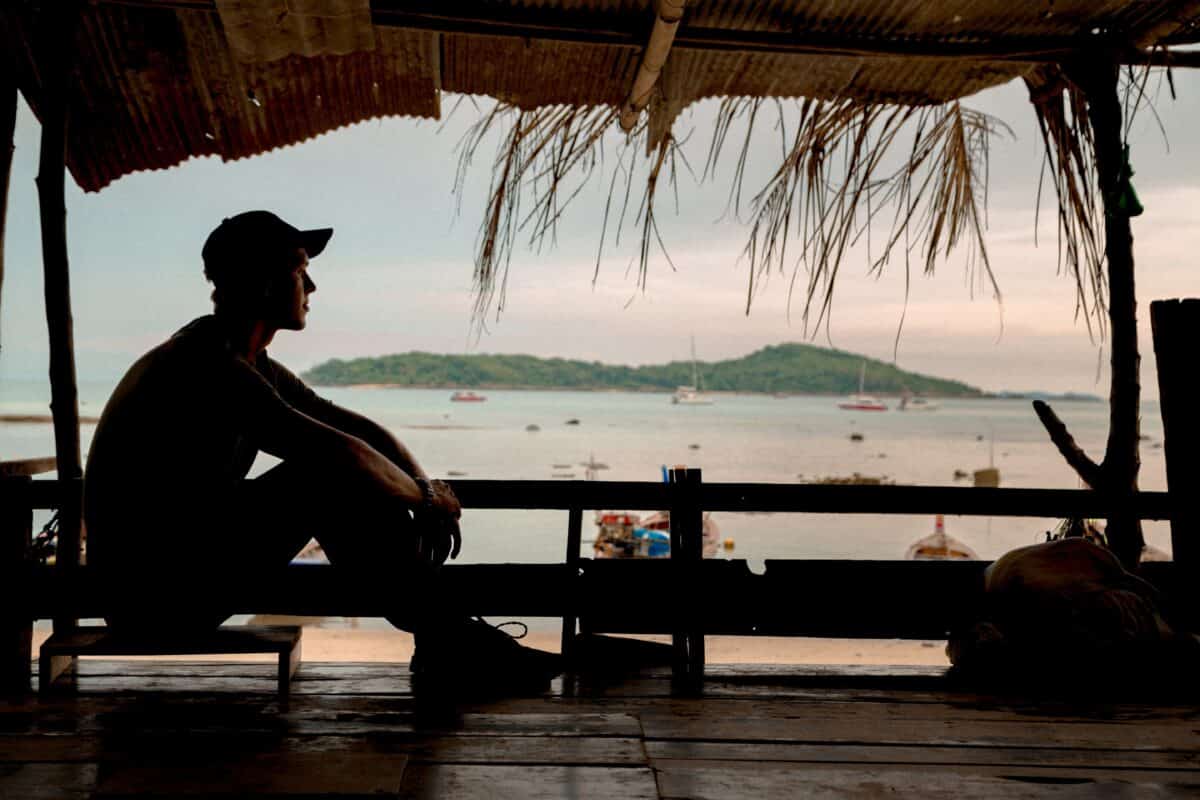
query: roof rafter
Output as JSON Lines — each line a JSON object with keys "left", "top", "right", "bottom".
{"left": 619, "top": 0, "right": 685, "bottom": 132}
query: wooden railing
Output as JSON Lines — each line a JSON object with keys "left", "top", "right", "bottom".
{"left": 0, "top": 469, "right": 1185, "bottom": 689}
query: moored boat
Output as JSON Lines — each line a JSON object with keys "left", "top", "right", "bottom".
{"left": 905, "top": 514, "right": 978, "bottom": 560}
{"left": 838, "top": 362, "right": 888, "bottom": 411}
{"left": 593, "top": 510, "right": 722, "bottom": 559}
{"left": 672, "top": 336, "right": 714, "bottom": 405}
{"left": 450, "top": 390, "right": 487, "bottom": 402}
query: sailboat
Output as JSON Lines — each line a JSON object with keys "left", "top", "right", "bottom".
{"left": 838, "top": 362, "right": 888, "bottom": 411}
{"left": 672, "top": 336, "right": 714, "bottom": 405}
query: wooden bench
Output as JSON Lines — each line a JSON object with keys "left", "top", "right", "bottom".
{"left": 39, "top": 624, "right": 302, "bottom": 695}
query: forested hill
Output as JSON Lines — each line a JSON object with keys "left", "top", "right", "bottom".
{"left": 303, "top": 344, "right": 981, "bottom": 396}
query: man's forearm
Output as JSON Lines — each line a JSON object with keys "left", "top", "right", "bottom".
{"left": 324, "top": 405, "right": 426, "bottom": 479}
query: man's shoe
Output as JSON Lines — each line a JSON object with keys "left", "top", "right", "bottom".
{"left": 411, "top": 618, "right": 563, "bottom": 697}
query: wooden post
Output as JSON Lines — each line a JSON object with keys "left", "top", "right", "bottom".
{"left": 1, "top": 476, "right": 33, "bottom": 693}
{"left": 35, "top": 3, "right": 85, "bottom": 635}
{"left": 1073, "top": 59, "right": 1144, "bottom": 571}
{"left": 1151, "top": 299, "right": 1200, "bottom": 622}
{"left": 668, "top": 467, "right": 704, "bottom": 685}
{"left": 560, "top": 506, "right": 583, "bottom": 659}
{"left": 1, "top": 68, "right": 16, "bottom": 355}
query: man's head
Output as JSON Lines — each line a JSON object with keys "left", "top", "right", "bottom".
{"left": 201, "top": 211, "right": 333, "bottom": 330}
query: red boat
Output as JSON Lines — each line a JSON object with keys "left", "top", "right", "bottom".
{"left": 450, "top": 390, "right": 487, "bottom": 402}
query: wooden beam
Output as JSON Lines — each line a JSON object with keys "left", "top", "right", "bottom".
{"left": 1, "top": 476, "right": 33, "bottom": 693}
{"left": 34, "top": 2, "right": 85, "bottom": 635}
{"left": 96, "top": 0, "right": 1200, "bottom": 68}
{"left": 620, "top": 0, "right": 685, "bottom": 132}
{"left": 0, "top": 66, "right": 14, "bottom": 361}
{"left": 23, "top": 478, "right": 1179, "bottom": 520}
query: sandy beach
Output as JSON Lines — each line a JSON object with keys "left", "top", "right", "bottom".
{"left": 33, "top": 622, "right": 950, "bottom": 666}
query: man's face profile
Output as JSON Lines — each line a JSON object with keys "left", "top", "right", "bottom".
{"left": 265, "top": 246, "right": 316, "bottom": 331}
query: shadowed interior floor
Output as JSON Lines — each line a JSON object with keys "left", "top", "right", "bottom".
{"left": 2, "top": 660, "right": 1199, "bottom": 798}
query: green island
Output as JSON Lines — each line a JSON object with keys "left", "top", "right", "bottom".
{"left": 303, "top": 343, "right": 983, "bottom": 396}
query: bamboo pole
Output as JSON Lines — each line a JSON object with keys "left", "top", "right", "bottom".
{"left": 36, "top": 3, "right": 85, "bottom": 633}
{"left": 1, "top": 68, "right": 15, "bottom": 359}
{"left": 619, "top": 0, "right": 686, "bottom": 132}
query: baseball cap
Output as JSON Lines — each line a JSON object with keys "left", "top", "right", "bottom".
{"left": 202, "top": 210, "right": 333, "bottom": 283}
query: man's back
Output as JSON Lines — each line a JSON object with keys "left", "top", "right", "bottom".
{"left": 85, "top": 316, "right": 261, "bottom": 569}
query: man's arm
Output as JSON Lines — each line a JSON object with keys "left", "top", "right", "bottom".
{"left": 265, "top": 358, "right": 428, "bottom": 479}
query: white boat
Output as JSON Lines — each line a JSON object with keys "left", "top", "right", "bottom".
{"left": 838, "top": 362, "right": 887, "bottom": 411}
{"left": 898, "top": 392, "right": 938, "bottom": 411}
{"left": 672, "top": 336, "right": 714, "bottom": 405}
{"left": 905, "top": 514, "right": 978, "bottom": 560}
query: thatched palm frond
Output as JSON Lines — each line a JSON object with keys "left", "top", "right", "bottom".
{"left": 1026, "top": 67, "right": 1107, "bottom": 340}
{"left": 707, "top": 98, "right": 1008, "bottom": 331}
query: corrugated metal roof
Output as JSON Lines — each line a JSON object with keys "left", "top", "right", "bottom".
{"left": 2, "top": 0, "right": 1195, "bottom": 192}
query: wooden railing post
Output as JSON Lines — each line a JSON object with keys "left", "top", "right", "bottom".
{"left": 1151, "top": 299, "right": 1200, "bottom": 623}
{"left": 669, "top": 467, "right": 704, "bottom": 684}
{"left": 1, "top": 476, "right": 33, "bottom": 693}
{"left": 561, "top": 506, "right": 583, "bottom": 659}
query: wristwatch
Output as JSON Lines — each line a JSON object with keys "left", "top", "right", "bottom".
{"left": 413, "top": 476, "right": 436, "bottom": 514}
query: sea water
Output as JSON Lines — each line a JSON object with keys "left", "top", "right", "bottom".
{"left": 1, "top": 378, "right": 1172, "bottom": 565}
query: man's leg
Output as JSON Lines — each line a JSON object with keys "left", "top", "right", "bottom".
{"left": 235, "top": 461, "right": 437, "bottom": 631}
{"left": 238, "top": 461, "right": 563, "bottom": 693}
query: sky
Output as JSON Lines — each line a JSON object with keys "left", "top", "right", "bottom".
{"left": 2, "top": 69, "right": 1198, "bottom": 396}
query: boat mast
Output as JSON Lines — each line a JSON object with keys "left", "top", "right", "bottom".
{"left": 690, "top": 335, "right": 700, "bottom": 390}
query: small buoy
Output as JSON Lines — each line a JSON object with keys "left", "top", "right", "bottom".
{"left": 850, "top": 433, "right": 864, "bottom": 442}
{"left": 688, "top": 443, "right": 700, "bottom": 450}
{"left": 975, "top": 434, "right": 984, "bottom": 441}
{"left": 723, "top": 538, "right": 735, "bottom": 550}
{"left": 952, "top": 469, "right": 969, "bottom": 480}
{"left": 565, "top": 418, "right": 580, "bottom": 425}
{"left": 526, "top": 424, "right": 540, "bottom": 432}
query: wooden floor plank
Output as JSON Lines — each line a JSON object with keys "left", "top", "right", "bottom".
{"left": 645, "top": 740, "right": 1200, "bottom": 771}
{"left": 92, "top": 753, "right": 408, "bottom": 796}
{"left": 7, "top": 661, "right": 1200, "bottom": 799}
{"left": 0, "top": 763, "right": 97, "bottom": 798}
{"left": 398, "top": 764, "right": 658, "bottom": 799}
{"left": 653, "top": 760, "right": 1200, "bottom": 799}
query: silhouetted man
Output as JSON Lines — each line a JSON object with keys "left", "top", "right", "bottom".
{"left": 84, "top": 210, "right": 559, "bottom": 693}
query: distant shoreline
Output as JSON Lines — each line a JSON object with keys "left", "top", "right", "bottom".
{"left": 1, "top": 414, "right": 101, "bottom": 424}
{"left": 320, "top": 383, "right": 1101, "bottom": 402}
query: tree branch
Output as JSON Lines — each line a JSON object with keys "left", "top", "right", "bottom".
{"left": 1033, "top": 400, "right": 1105, "bottom": 489}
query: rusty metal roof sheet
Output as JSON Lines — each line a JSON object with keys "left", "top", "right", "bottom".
{"left": 2, "top": 0, "right": 1195, "bottom": 192}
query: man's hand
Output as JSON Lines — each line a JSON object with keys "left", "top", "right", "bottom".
{"left": 429, "top": 479, "right": 461, "bottom": 519}
{"left": 415, "top": 479, "right": 462, "bottom": 565}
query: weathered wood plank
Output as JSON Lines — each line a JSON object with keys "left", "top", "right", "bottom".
{"left": 645, "top": 740, "right": 1200, "bottom": 771}
{"left": 0, "top": 763, "right": 97, "bottom": 799}
{"left": 92, "top": 752, "right": 408, "bottom": 796}
{"left": 653, "top": 760, "right": 1200, "bottom": 799}
{"left": 397, "top": 764, "right": 659, "bottom": 800}
{"left": 25, "top": 478, "right": 1176, "bottom": 519}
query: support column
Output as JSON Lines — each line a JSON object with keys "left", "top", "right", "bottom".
{"left": 35, "top": 3, "right": 85, "bottom": 633}
{"left": 668, "top": 467, "right": 704, "bottom": 688}
{"left": 1, "top": 69, "right": 15, "bottom": 356}
{"left": 1151, "top": 299, "right": 1200, "bottom": 624}
{"left": 1075, "top": 60, "right": 1144, "bottom": 571}
{"left": 1, "top": 476, "right": 33, "bottom": 694}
